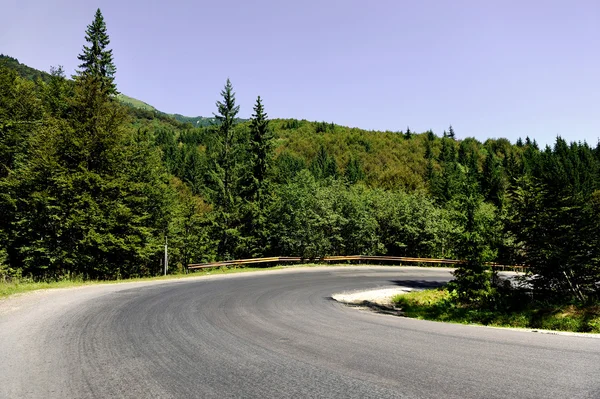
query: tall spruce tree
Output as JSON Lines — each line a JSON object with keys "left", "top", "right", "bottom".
{"left": 76, "top": 8, "right": 118, "bottom": 95}
{"left": 448, "top": 125, "right": 456, "bottom": 140}
{"left": 238, "top": 96, "right": 274, "bottom": 257}
{"left": 211, "top": 78, "right": 240, "bottom": 210}
{"left": 449, "top": 179, "right": 495, "bottom": 304}
{"left": 209, "top": 79, "right": 242, "bottom": 259}
{"left": 247, "top": 96, "right": 273, "bottom": 202}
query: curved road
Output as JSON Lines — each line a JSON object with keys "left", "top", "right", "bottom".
{"left": 0, "top": 266, "right": 598, "bottom": 398}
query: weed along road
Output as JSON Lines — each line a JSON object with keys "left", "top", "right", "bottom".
{"left": 0, "top": 267, "right": 598, "bottom": 398}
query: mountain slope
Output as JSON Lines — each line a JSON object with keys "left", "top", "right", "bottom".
{"left": 0, "top": 54, "right": 219, "bottom": 124}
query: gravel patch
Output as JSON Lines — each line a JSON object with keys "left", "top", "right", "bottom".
{"left": 332, "top": 287, "right": 414, "bottom": 306}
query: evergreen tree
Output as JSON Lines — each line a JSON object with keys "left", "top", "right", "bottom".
{"left": 238, "top": 96, "right": 274, "bottom": 257}
{"left": 448, "top": 125, "right": 456, "bottom": 140}
{"left": 404, "top": 126, "right": 412, "bottom": 140}
{"left": 481, "top": 152, "right": 504, "bottom": 208}
{"left": 424, "top": 138, "right": 435, "bottom": 187}
{"left": 431, "top": 136, "right": 464, "bottom": 202}
{"left": 43, "top": 66, "right": 73, "bottom": 119}
{"left": 154, "top": 128, "right": 181, "bottom": 176}
{"left": 76, "top": 8, "right": 117, "bottom": 95}
{"left": 345, "top": 157, "right": 365, "bottom": 184}
{"left": 181, "top": 144, "right": 205, "bottom": 194}
{"left": 426, "top": 129, "right": 436, "bottom": 142}
{"left": 4, "top": 77, "right": 172, "bottom": 279}
{"left": 448, "top": 179, "right": 495, "bottom": 304}
{"left": 311, "top": 145, "right": 337, "bottom": 179}
{"left": 210, "top": 78, "right": 241, "bottom": 210}
{"left": 208, "top": 79, "right": 242, "bottom": 259}
{"left": 246, "top": 96, "right": 273, "bottom": 202}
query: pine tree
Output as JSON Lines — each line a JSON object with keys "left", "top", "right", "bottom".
{"left": 210, "top": 78, "right": 240, "bottom": 210}
{"left": 182, "top": 144, "right": 205, "bottom": 194}
{"left": 76, "top": 8, "right": 117, "bottom": 95}
{"left": 449, "top": 179, "right": 495, "bottom": 304}
{"left": 345, "top": 157, "right": 365, "bottom": 184}
{"left": 426, "top": 129, "right": 436, "bottom": 142}
{"left": 208, "top": 79, "right": 242, "bottom": 259}
{"left": 481, "top": 152, "right": 504, "bottom": 207}
{"left": 448, "top": 125, "right": 456, "bottom": 140}
{"left": 247, "top": 96, "right": 273, "bottom": 202}
{"left": 311, "top": 145, "right": 337, "bottom": 179}
{"left": 237, "top": 96, "right": 274, "bottom": 257}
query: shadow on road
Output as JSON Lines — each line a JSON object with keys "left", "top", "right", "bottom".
{"left": 388, "top": 280, "right": 447, "bottom": 289}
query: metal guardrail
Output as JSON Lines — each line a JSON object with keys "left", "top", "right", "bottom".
{"left": 188, "top": 255, "right": 527, "bottom": 271}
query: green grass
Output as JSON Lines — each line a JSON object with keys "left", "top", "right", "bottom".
{"left": 393, "top": 289, "right": 600, "bottom": 333}
{"left": 0, "top": 265, "right": 293, "bottom": 299}
{"left": 116, "top": 93, "right": 158, "bottom": 111}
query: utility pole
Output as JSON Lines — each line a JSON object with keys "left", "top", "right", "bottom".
{"left": 164, "top": 235, "right": 168, "bottom": 276}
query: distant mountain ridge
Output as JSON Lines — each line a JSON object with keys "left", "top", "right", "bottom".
{"left": 171, "top": 114, "right": 248, "bottom": 127}
{"left": 0, "top": 54, "right": 230, "bottom": 126}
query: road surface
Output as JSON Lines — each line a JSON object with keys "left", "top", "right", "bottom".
{"left": 0, "top": 266, "right": 598, "bottom": 398}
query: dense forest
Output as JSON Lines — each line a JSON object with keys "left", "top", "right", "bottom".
{"left": 1, "top": 9, "right": 599, "bottom": 306}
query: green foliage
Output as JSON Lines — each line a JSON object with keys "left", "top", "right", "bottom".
{"left": 393, "top": 289, "right": 600, "bottom": 333}
{"left": 268, "top": 172, "right": 382, "bottom": 257}
{"left": 275, "top": 151, "right": 306, "bottom": 182}
{"left": 345, "top": 157, "right": 365, "bottom": 184}
{"left": 245, "top": 96, "right": 273, "bottom": 202}
{"left": 373, "top": 190, "right": 458, "bottom": 258}
{"left": 168, "top": 178, "right": 216, "bottom": 270}
{"left": 76, "top": 8, "right": 118, "bottom": 95}
{"left": 206, "top": 79, "right": 245, "bottom": 259}
{"left": 310, "top": 145, "right": 338, "bottom": 179}
{"left": 1, "top": 77, "right": 174, "bottom": 279}
{"left": 236, "top": 96, "right": 275, "bottom": 257}
{"left": 506, "top": 140, "right": 600, "bottom": 302}
{"left": 0, "top": 54, "right": 51, "bottom": 83}
{"left": 0, "top": 65, "right": 43, "bottom": 178}
{"left": 446, "top": 175, "right": 500, "bottom": 304}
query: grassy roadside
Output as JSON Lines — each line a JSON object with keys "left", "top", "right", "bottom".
{"left": 0, "top": 265, "right": 294, "bottom": 299}
{"left": 392, "top": 289, "right": 600, "bottom": 333}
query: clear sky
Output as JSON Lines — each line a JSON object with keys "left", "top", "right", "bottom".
{"left": 1, "top": 0, "right": 599, "bottom": 147}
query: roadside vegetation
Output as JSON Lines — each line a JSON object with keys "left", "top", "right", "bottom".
{"left": 0, "top": 265, "right": 294, "bottom": 299}
{"left": 393, "top": 287, "right": 600, "bottom": 333}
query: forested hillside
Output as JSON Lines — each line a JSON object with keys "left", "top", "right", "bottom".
{"left": 1, "top": 9, "right": 599, "bottom": 308}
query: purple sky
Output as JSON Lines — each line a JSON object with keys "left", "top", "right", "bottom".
{"left": 1, "top": 0, "right": 599, "bottom": 146}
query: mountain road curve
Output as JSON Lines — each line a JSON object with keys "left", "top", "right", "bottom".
{"left": 0, "top": 266, "right": 598, "bottom": 398}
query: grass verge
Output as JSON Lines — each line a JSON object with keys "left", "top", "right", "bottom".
{"left": 0, "top": 265, "right": 293, "bottom": 300}
{"left": 392, "top": 289, "right": 600, "bottom": 333}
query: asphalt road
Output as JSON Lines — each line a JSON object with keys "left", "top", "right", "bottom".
{"left": 0, "top": 266, "right": 598, "bottom": 398}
